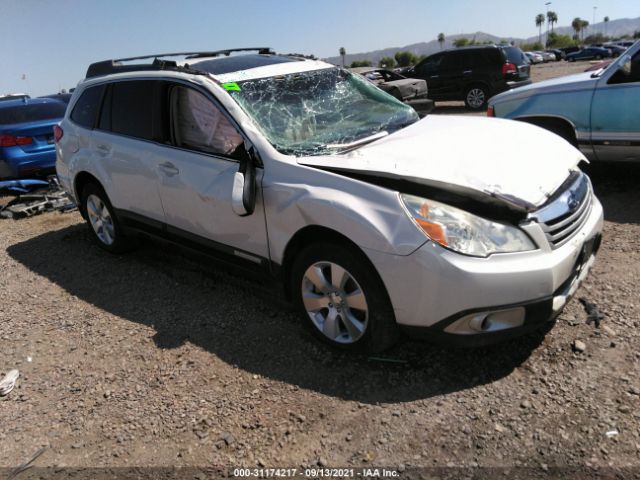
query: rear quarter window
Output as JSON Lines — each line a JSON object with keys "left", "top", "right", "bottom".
{"left": 0, "top": 102, "right": 67, "bottom": 125}
{"left": 70, "top": 85, "right": 105, "bottom": 128}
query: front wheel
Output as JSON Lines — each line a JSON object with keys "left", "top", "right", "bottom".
{"left": 464, "top": 85, "right": 489, "bottom": 111}
{"left": 291, "top": 243, "right": 399, "bottom": 352}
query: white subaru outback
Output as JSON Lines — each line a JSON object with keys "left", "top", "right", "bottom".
{"left": 55, "top": 48, "right": 603, "bottom": 352}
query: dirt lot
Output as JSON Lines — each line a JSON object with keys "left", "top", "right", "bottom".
{"left": 1, "top": 60, "right": 639, "bottom": 479}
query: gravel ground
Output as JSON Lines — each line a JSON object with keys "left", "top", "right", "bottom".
{"left": 1, "top": 60, "right": 639, "bottom": 479}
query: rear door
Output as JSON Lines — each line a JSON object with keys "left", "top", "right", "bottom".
{"left": 90, "top": 80, "right": 166, "bottom": 223}
{"left": 154, "top": 82, "right": 269, "bottom": 261}
{"left": 591, "top": 50, "right": 640, "bottom": 161}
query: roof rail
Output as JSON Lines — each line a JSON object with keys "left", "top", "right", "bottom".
{"left": 85, "top": 48, "right": 274, "bottom": 79}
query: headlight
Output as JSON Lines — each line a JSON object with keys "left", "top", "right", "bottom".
{"left": 400, "top": 194, "right": 536, "bottom": 257}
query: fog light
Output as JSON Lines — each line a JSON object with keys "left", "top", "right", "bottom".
{"left": 445, "top": 307, "right": 526, "bottom": 335}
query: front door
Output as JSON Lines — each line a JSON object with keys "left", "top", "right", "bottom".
{"left": 591, "top": 49, "right": 640, "bottom": 162}
{"left": 154, "top": 83, "right": 269, "bottom": 263}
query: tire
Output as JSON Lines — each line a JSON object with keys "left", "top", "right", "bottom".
{"left": 464, "top": 84, "right": 489, "bottom": 111}
{"left": 81, "top": 183, "right": 135, "bottom": 253}
{"left": 291, "top": 243, "right": 399, "bottom": 353}
{"left": 595, "top": 55, "right": 602, "bottom": 60}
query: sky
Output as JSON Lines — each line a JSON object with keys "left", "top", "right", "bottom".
{"left": 2, "top": 0, "right": 638, "bottom": 96}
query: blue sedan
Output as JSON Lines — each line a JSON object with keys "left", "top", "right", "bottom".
{"left": 566, "top": 47, "right": 611, "bottom": 62}
{"left": 0, "top": 98, "right": 67, "bottom": 179}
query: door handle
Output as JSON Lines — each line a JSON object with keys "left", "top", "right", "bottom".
{"left": 96, "top": 144, "right": 110, "bottom": 154}
{"left": 430, "top": 75, "right": 440, "bottom": 79}
{"left": 159, "top": 162, "right": 179, "bottom": 176}
{"left": 463, "top": 70, "right": 473, "bottom": 74}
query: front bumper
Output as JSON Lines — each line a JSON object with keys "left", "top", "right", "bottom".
{"left": 366, "top": 196, "right": 604, "bottom": 346}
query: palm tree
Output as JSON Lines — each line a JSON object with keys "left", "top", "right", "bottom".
{"left": 547, "top": 11, "right": 558, "bottom": 33}
{"left": 604, "top": 16, "right": 610, "bottom": 36}
{"left": 437, "top": 33, "right": 445, "bottom": 50}
{"left": 572, "top": 17, "right": 583, "bottom": 40}
{"left": 339, "top": 47, "right": 346, "bottom": 68}
{"left": 536, "top": 13, "right": 545, "bottom": 44}
{"left": 581, "top": 20, "right": 589, "bottom": 41}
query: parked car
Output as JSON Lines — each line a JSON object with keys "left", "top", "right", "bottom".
{"left": 546, "top": 49, "right": 565, "bottom": 61}
{"left": 604, "top": 44, "right": 627, "bottom": 57}
{"left": 40, "top": 93, "right": 73, "bottom": 105}
{"left": 405, "top": 45, "right": 531, "bottom": 110}
{"left": 350, "top": 67, "right": 433, "bottom": 116}
{"left": 0, "top": 97, "right": 67, "bottom": 179}
{"left": 525, "top": 52, "right": 544, "bottom": 64}
{"left": 565, "top": 47, "right": 611, "bottom": 62}
{"left": 558, "top": 46, "right": 581, "bottom": 57}
{"left": 535, "top": 51, "right": 555, "bottom": 62}
{"left": 489, "top": 41, "right": 640, "bottom": 162}
{"left": 56, "top": 48, "right": 602, "bottom": 351}
{"left": 0, "top": 93, "right": 30, "bottom": 102}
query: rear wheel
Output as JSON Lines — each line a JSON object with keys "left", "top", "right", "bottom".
{"left": 464, "top": 84, "right": 489, "bottom": 111}
{"left": 81, "top": 183, "right": 135, "bottom": 253}
{"left": 291, "top": 243, "right": 399, "bottom": 352}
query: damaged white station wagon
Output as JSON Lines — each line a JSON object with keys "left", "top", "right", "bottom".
{"left": 55, "top": 48, "right": 603, "bottom": 351}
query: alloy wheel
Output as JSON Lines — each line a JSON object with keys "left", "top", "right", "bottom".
{"left": 301, "top": 261, "right": 369, "bottom": 344}
{"left": 467, "top": 88, "right": 486, "bottom": 109}
{"left": 86, "top": 194, "right": 115, "bottom": 246}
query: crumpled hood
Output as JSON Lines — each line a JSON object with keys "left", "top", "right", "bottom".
{"left": 298, "top": 115, "right": 585, "bottom": 208}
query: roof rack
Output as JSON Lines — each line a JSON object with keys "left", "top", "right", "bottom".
{"left": 85, "top": 48, "right": 275, "bottom": 79}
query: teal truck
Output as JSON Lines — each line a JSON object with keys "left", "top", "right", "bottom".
{"left": 488, "top": 41, "right": 640, "bottom": 162}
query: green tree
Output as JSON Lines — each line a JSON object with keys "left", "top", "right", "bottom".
{"left": 437, "top": 32, "right": 445, "bottom": 50}
{"left": 378, "top": 56, "right": 396, "bottom": 68}
{"left": 520, "top": 41, "right": 544, "bottom": 51}
{"left": 546, "top": 32, "right": 577, "bottom": 48}
{"left": 634, "top": 30, "right": 640, "bottom": 39}
{"left": 535, "top": 13, "right": 545, "bottom": 44}
{"left": 453, "top": 37, "right": 469, "bottom": 48}
{"left": 604, "top": 16, "right": 610, "bottom": 36}
{"left": 547, "top": 11, "right": 558, "bottom": 33}
{"left": 394, "top": 51, "right": 417, "bottom": 67}
{"left": 571, "top": 17, "right": 583, "bottom": 40}
{"left": 350, "top": 60, "right": 372, "bottom": 68}
{"left": 339, "top": 47, "right": 346, "bottom": 67}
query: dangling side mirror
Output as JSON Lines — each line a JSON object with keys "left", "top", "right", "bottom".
{"left": 232, "top": 144, "right": 258, "bottom": 216}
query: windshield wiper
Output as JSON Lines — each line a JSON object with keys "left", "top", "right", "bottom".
{"left": 326, "top": 131, "right": 389, "bottom": 152}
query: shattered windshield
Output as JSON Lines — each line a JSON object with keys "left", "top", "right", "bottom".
{"left": 226, "top": 67, "right": 419, "bottom": 156}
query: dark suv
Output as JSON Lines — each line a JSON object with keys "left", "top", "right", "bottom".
{"left": 407, "top": 45, "right": 531, "bottom": 110}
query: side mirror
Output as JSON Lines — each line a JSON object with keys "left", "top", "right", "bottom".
{"left": 232, "top": 145, "right": 258, "bottom": 216}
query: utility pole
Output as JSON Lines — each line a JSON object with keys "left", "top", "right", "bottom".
{"left": 593, "top": 6, "right": 597, "bottom": 36}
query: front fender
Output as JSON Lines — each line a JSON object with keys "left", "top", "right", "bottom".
{"left": 263, "top": 162, "right": 427, "bottom": 264}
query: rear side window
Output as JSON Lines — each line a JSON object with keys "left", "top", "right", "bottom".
{"left": 70, "top": 85, "right": 105, "bottom": 128}
{"left": 502, "top": 47, "right": 527, "bottom": 65}
{"left": 109, "top": 81, "right": 158, "bottom": 141}
{"left": 0, "top": 102, "right": 67, "bottom": 125}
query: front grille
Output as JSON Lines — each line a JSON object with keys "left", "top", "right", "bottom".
{"left": 532, "top": 173, "right": 593, "bottom": 249}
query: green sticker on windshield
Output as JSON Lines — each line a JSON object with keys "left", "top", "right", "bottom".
{"left": 222, "top": 82, "right": 241, "bottom": 92}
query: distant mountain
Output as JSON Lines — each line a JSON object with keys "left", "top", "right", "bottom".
{"left": 324, "top": 16, "right": 640, "bottom": 66}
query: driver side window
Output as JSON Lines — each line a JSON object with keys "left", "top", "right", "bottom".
{"left": 170, "top": 85, "right": 244, "bottom": 158}
{"left": 609, "top": 51, "right": 640, "bottom": 85}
